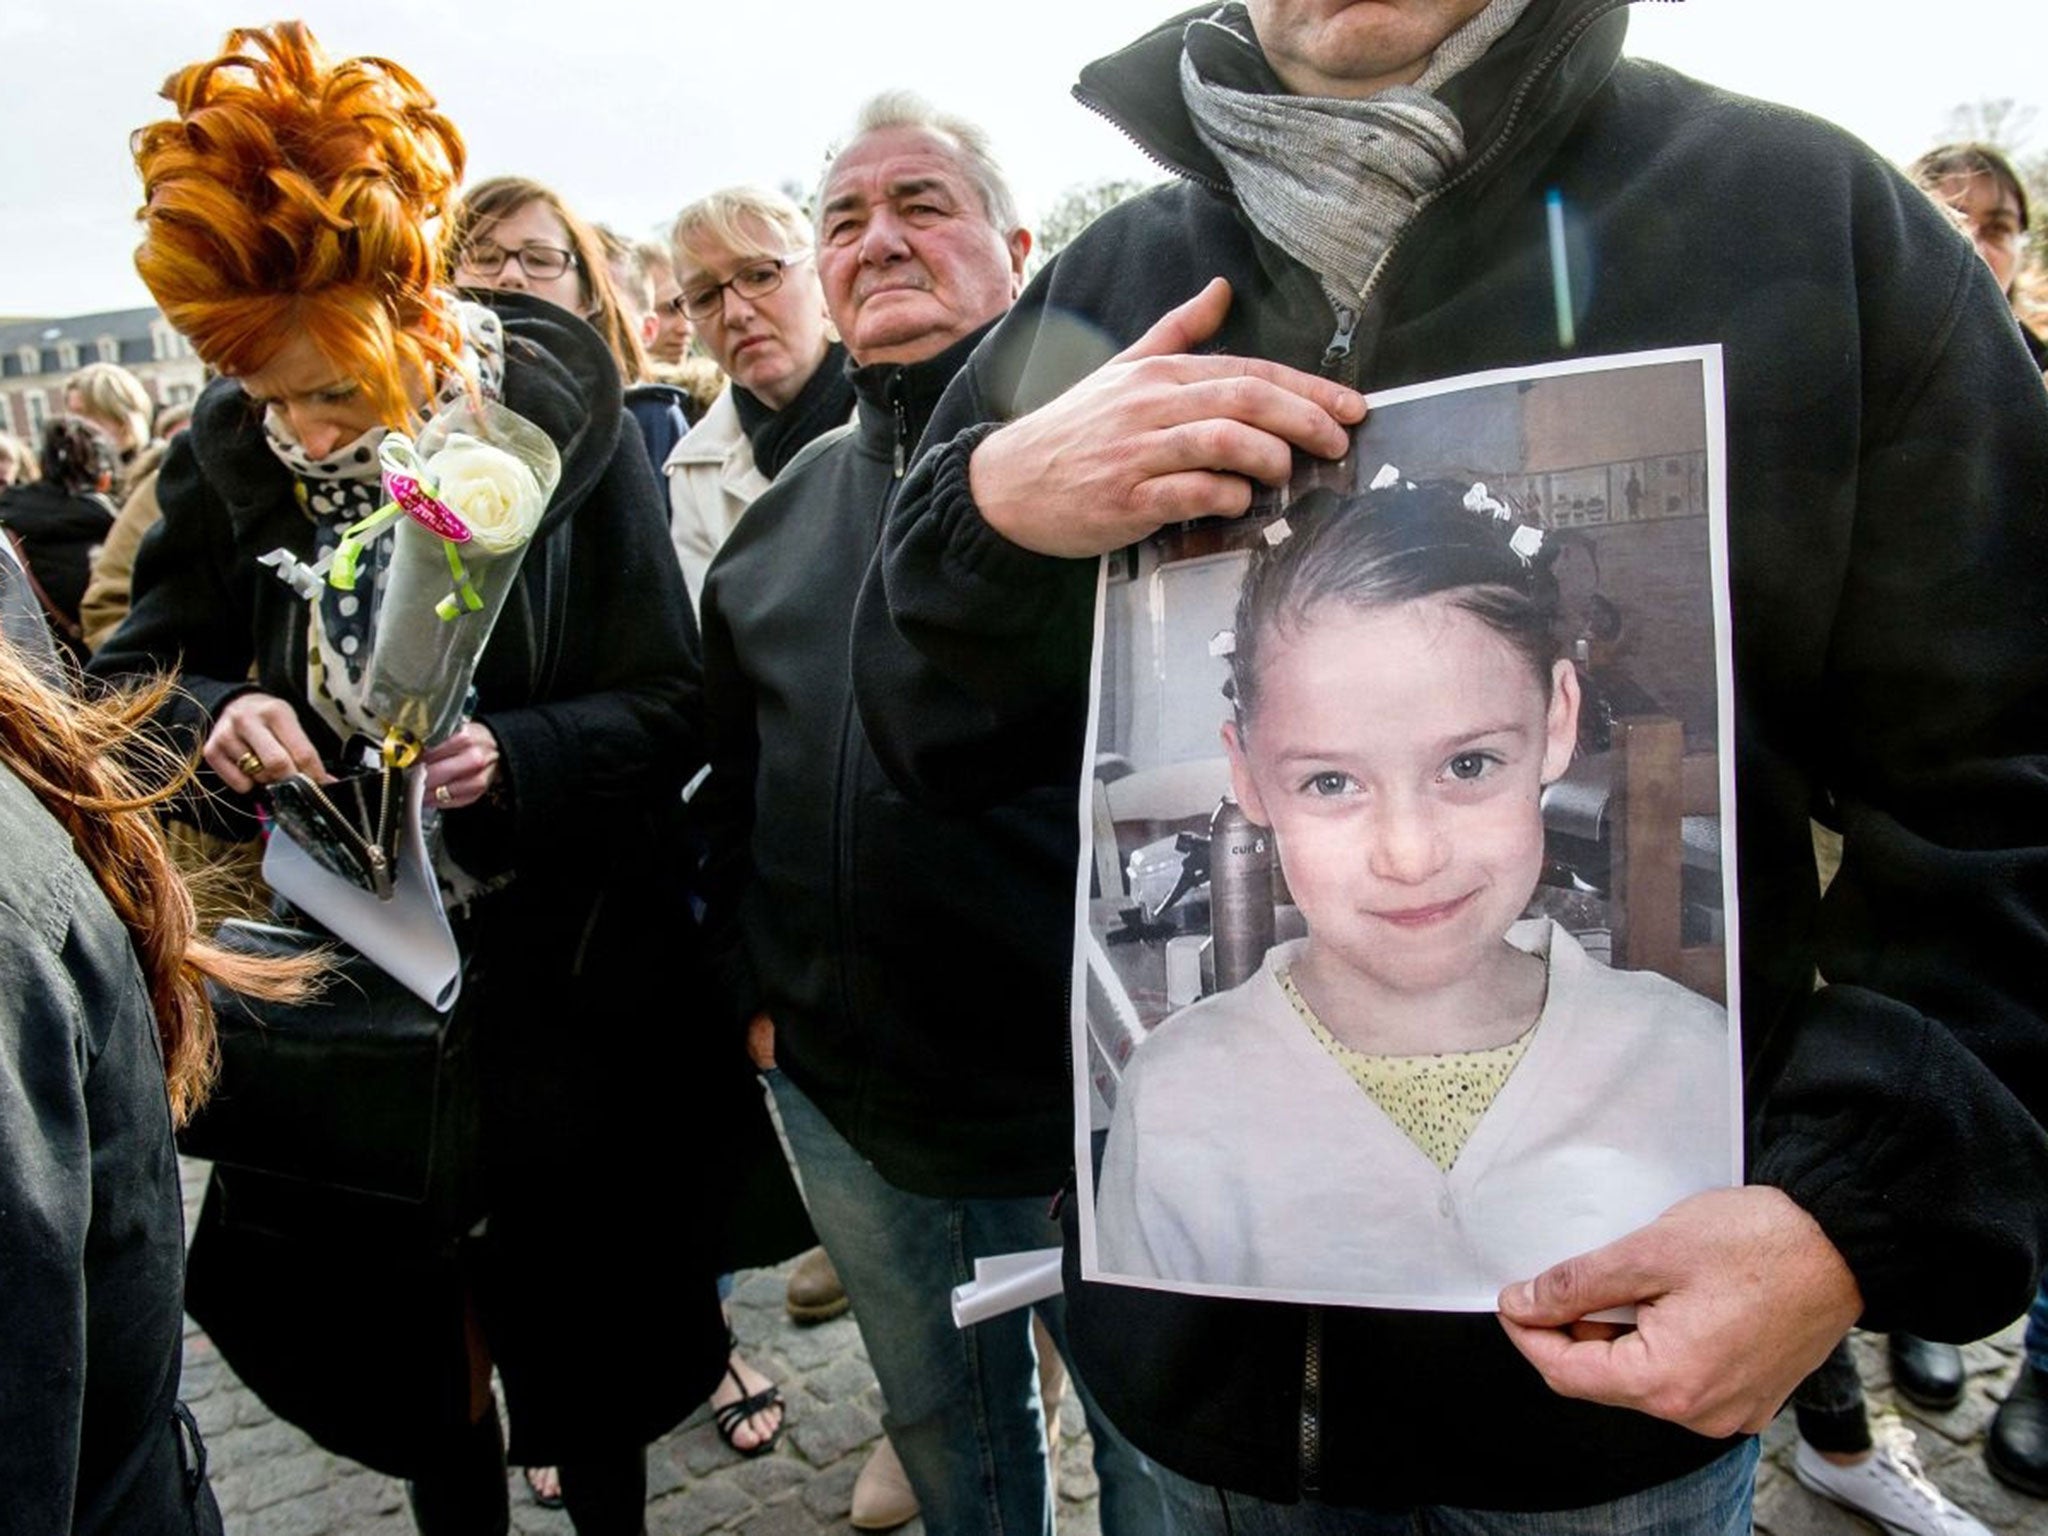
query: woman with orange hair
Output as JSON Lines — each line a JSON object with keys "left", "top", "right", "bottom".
{"left": 92, "top": 23, "right": 808, "bottom": 1535}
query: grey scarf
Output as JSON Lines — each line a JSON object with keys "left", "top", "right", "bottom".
{"left": 1179, "top": 0, "right": 1532, "bottom": 313}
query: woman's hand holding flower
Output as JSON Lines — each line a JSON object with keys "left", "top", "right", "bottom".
{"left": 421, "top": 720, "right": 501, "bottom": 810}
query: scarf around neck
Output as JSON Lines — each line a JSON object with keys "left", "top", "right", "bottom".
{"left": 257, "top": 296, "right": 506, "bottom": 745}
{"left": 732, "top": 341, "right": 856, "bottom": 480}
{"left": 1179, "top": 0, "right": 1532, "bottom": 310}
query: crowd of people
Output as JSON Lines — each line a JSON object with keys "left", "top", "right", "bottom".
{"left": 3, "top": 4, "right": 2045, "bottom": 1536}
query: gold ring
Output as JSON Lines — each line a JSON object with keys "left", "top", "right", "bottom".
{"left": 434, "top": 784, "right": 453, "bottom": 808}
{"left": 237, "top": 751, "right": 264, "bottom": 777}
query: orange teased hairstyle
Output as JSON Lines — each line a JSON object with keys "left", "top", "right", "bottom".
{"left": 131, "top": 21, "right": 468, "bottom": 430}
{"left": 0, "top": 641, "right": 319, "bottom": 1124}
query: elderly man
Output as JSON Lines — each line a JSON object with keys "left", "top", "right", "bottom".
{"left": 855, "top": 2, "right": 2048, "bottom": 1533}
{"left": 696, "top": 93, "right": 1163, "bottom": 1536}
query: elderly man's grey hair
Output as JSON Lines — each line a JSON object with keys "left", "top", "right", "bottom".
{"left": 821, "top": 90, "right": 1023, "bottom": 235}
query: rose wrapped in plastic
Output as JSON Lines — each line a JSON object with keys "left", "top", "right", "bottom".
{"left": 345, "top": 397, "right": 561, "bottom": 750}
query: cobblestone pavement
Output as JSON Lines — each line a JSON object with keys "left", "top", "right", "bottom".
{"left": 181, "top": 1160, "right": 2038, "bottom": 1534}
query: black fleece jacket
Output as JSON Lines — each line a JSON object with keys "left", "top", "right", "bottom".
{"left": 698, "top": 324, "right": 1079, "bottom": 1199}
{"left": 853, "top": 0, "right": 2048, "bottom": 1511}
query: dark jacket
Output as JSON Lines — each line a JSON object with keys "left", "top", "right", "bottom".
{"left": 90, "top": 292, "right": 810, "bottom": 1472}
{"left": 0, "top": 765, "right": 217, "bottom": 1535}
{"left": 855, "top": 0, "right": 2048, "bottom": 1511}
{"left": 698, "top": 324, "right": 1075, "bottom": 1198}
{"left": 0, "top": 478, "right": 115, "bottom": 658}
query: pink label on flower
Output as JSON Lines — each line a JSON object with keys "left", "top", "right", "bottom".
{"left": 388, "top": 472, "right": 472, "bottom": 543}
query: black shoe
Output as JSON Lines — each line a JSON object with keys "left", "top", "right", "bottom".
{"left": 1889, "top": 1333, "right": 1966, "bottom": 1410}
{"left": 1988, "top": 1364, "right": 2048, "bottom": 1498}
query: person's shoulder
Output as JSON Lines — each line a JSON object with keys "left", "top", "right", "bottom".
{"left": 1542, "top": 920, "right": 1728, "bottom": 1040}
{"left": 0, "top": 768, "right": 86, "bottom": 955}
{"left": 1604, "top": 58, "right": 1908, "bottom": 187}
{"left": 710, "top": 424, "right": 862, "bottom": 573}
{"left": 1136, "top": 947, "right": 1301, "bottom": 1072}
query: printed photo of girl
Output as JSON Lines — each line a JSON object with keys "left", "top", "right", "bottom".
{"left": 1079, "top": 350, "right": 1741, "bottom": 1310}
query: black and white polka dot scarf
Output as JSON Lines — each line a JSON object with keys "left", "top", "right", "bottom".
{"left": 260, "top": 299, "right": 505, "bottom": 744}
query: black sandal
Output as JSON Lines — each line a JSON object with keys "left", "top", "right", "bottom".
{"left": 522, "top": 1466, "right": 564, "bottom": 1510}
{"left": 712, "top": 1347, "right": 785, "bottom": 1459}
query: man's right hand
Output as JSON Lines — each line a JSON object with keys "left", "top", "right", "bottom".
{"left": 968, "top": 277, "right": 1367, "bottom": 560}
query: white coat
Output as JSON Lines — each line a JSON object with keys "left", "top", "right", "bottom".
{"left": 664, "top": 387, "right": 768, "bottom": 616}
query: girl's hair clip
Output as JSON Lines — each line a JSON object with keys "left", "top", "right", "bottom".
{"left": 1464, "top": 481, "right": 1511, "bottom": 521}
{"left": 1509, "top": 525, "right": 1545, "bottom": 563}
{"left": 1262, "top": 516, "right": 1293, "bottom": 547}
{"left": 1369, "top": 463, "right": 1402, "bottom": 490}
{"left": 1208, "top": 628, "right": 1237, "bottom": 658}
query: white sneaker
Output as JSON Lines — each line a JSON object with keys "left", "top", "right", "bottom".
{"left": 1792, "top": 1424, "right": 1993, "bottom": 1536}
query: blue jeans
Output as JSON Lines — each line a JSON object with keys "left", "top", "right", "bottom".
{"left": 769, "top": 1071, "right": 1164, "bottom": 1536}
{"left": 1152, "top": 1440, "right": 1758, "bottom": 1536}
{"left": 2026, "top": 1279, "right": 2048, "bottom": 1373}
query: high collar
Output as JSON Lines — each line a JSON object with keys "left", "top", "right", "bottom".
{"left": 1073, "top": 0, "right": 1637, "bottom": 196}
{"left": 848, "top": 322, "right": 999, "bottom": 471}
{"left": 189, "top": 289, "right": 621, "bottom": 547}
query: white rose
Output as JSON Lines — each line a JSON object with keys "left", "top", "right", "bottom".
{"left": 426, "top": 433, "right": 544, "bottom": 552}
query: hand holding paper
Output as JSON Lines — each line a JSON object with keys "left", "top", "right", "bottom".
{"left": 969, "top": 278, "right": 1365, "bottom": 559}
{"left": 1496, "top": 1185, "right": 1862, "bottom": 1438}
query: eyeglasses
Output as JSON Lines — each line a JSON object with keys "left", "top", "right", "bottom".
{"left": 459, "top": 241, "right": 578, "bottom": 281}
{"left": 672, "top": 253, "right": 810, "bottom": 320}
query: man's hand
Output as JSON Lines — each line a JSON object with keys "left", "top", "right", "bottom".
{"left": 969, "top": 278, "right": 1367, "bottom": 559}
{"left": 206, "top": 691, "right": 327, "bottom": 792}
{"left": 1497, "top": 1186, "right": 1863, "bottom": 1439}
{"left": 421, "top": 721, "right": 501, "bottom": 811}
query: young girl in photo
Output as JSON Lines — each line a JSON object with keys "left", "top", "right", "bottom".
{"left": 1094, "top": 481, "right": 1734, "bottom": 1306}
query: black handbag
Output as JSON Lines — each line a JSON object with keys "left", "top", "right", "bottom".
{"left": 266, "top": 759, "right": 401, "bottom": 899}
{"left": 181, "top": 917, "right": 481, "bottom": 1220}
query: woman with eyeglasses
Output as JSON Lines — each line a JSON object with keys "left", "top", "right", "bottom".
{"left": 664, "top": 186, "right": 854, "bottom": 614}
{"left": 91, "top": 24, "right": 807, "bottom": 1535}
{"left": 446, "top": 173, "right": 815, "bottom": 1508}
{"left": 451, "top": 179, "right": 697, "bottom": 484}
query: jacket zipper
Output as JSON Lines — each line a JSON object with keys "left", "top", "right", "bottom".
{"left": 1293, "top": 0, "right": 1640, "bottom": 1487}
{"left": 891, "top": 375, "right": 911, "bottom": 479}
{"left": 1340, "top": 0, "right": 1638, "bottom": 365}
{"left": 1299, "top": 1305, "right": 1324, "bottom": 1496}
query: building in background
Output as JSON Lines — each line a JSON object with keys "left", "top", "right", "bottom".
{"left": 0, "top": 309, "right": 205, "bottom": 438}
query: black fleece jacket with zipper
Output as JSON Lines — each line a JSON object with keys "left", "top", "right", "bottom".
{"left": 698, "top": 322, "right": 1082, "bottom": 1200}
{"left": 851, "top": 0, "right": 2048, "bottom": 1511}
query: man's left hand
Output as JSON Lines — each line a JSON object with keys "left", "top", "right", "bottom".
{"left": 1497, "top": 1186, "right": 1862, "bottom": 1438}
{"left": 421, "top": 721, "right": 501, "bottom": 811}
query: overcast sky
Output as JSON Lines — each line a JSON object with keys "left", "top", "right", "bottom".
{"left": 4, "top": 0, "right": 2040, "bottom": 317}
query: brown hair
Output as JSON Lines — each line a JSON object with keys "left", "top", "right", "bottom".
{"left": 0, "top": 645, "right": 318, "bottom": 1123}
{"left": 131, "top": 21, "right": 468, "bottom": 431}
{"left": 449, "top": 177, "right": 649, "bottom": 384}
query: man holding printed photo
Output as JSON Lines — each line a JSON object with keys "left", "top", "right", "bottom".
{"left": 850, "top": 1, "right": 2048, "bottom": 1531}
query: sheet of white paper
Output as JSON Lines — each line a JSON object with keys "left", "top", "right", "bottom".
{"left": 950, "top": 1248, "right": 1065, "bottom": 1329}
{"left": 262, "top": 767, "right": 464, "bottom": 1011}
